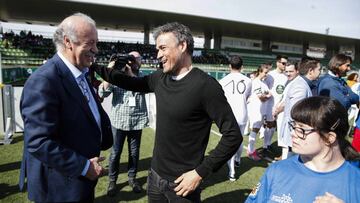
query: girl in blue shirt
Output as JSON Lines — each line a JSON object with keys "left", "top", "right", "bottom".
{"left": 246, "top": 96, "right": 360, "bottom": 203}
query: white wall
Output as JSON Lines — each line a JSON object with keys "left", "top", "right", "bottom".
{"left": 13, "top": 88, "right": 157, "bottom": 133}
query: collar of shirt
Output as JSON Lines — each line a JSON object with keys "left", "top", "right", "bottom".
{"left": 328, "top": 70, "right": 337, "bottom": 77}
{"left": 301, "top": 75, "right": 317, "bottom": 89}
{"left": 171, "top": 65, "right": 192, "bottom": 81}
{"left": 327, "top": 71, "right": 346, "bottom": 85}
{"left": 57, "top": 51, "right": 89, "bottom": 80}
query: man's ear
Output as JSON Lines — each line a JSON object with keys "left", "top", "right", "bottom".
{"left": 179, "top": 40, "right": 187, "bottom": 53}
{"left": 64, "top": 36, "right": 72, "bottom": 50}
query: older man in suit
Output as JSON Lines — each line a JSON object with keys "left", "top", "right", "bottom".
{"left": 19, "top": 13, "right": 113, "bottom": 202}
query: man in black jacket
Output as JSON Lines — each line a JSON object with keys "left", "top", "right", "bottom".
{"left": 94, "top": 22, "right": 242, "bottom": 203}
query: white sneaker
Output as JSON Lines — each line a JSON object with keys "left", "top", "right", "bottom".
{"left": 228, "top": 175, "right": 236, "bottom": 182}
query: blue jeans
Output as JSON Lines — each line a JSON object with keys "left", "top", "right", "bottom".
{"left": 108, "top": 127, "right": 142, "bottom": 181}
{"left": 147, "top": 168, "right": 201, "bottom": 203}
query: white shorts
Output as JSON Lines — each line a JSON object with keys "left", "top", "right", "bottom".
{"left": 249, "top": 114, "right": 264, "bottom": 129}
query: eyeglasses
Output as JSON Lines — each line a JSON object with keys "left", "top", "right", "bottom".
{"left": 288, "top": 121, "right": 316, "bottom": 140}
{"left": 278, "top": 61, "right": 287, "bottom": 66}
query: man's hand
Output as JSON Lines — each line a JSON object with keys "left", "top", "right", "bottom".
{"left": 313, "top": 192, "right": 344, "bottom": 203}
{"left": 107, "top": 61, "right": 115, "bottom": 68}
{"left": 85, "top": 157, "right": 108, "bottom": 181}
{"left": 259, "top": 95, "right": 268, "bottom": 102}
{"left": 174, "top": 169, "right": 202, "bottom": 197}
{"left": 124, "top": 64, "right": 136, "bottom": 77}
{"left": 272, "top": 103, "right": 284, "bottom": 117}
{"left": 101, "top": 81, "right": 110, "bottom": 90}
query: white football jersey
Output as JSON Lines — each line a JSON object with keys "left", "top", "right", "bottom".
{"left": 248, "top": 77, "right": 270, "bottom": 117}
{"left": 267, "top": 69, "right": 288, "bottom": 105}
{"left": 220, "top": 72, "right": 252, "bottom": 125}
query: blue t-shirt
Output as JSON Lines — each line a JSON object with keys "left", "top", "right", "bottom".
{"left": 245, "top": 155, "right": 360, "bottom": 203}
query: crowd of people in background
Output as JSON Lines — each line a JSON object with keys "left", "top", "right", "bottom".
{"left": 11, "top": 12, "right": 360, "bottom": 203}
{"left": 1, "top": 31, "right": 231, "bottom": 69}
{"left": 223, "top": 53, "right": 360, "bottom": 202}
{"left": 2, "top": 30, "right": 48, "bottom": 49}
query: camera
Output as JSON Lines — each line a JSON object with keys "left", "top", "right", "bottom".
{"left": 109, "top": 53, "right": 136, "bottom": 71}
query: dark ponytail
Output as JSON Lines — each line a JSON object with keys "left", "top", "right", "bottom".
{"left": 338, "top": 138, "right": 360, "bottom": 161}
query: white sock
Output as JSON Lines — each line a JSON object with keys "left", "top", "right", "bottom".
{"left": 235, "top": 143, "right": 243, "bottom": 163}
{"left": 243, "top": 122, "right": 250, "bottom": 135}
{"left": 259, "top": 127, "right": 265, "bottom": 139}
{"left": 227, "top": 155, "right": 235, "bottom": 177}
{"left": 248, "top": 131, "right": 257, "bottom": 153}
{"left": 281, "top": 147, "right": 289, "bottom": 160}
{"left": 264, "top": 127, "right": 275, "bottom": 147}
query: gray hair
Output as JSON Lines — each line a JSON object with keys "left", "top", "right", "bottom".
{"left": 53, "top": 12, "right": 96, "bottom": 52}
{"left": 153, "top": 22, "right": 194, "bottom": 55}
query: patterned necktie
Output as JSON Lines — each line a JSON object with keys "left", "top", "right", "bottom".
{"left": 78, "top": 75, "right": 90, "bottom": 102}
{"left": 78, "top": 74, "right": 102, "bottom": 130}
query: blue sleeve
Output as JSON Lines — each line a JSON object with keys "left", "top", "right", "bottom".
{"left": 245, "top": 168, "right": 271, "bottom": 202}
{"left": 318, "top": 77, "right": 359, "bottom": 109}
{"left": 347, "top": 86, "right": 359, "bottom": 106}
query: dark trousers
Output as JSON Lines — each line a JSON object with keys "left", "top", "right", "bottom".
{"left": 147, "top": 168, "right": 201, "bottom": 203}
{"left": 108, "top": 128, "right": 142, "bottom": 181}
{"left": 35, "top": 190, "right": 94, "bottom": 203}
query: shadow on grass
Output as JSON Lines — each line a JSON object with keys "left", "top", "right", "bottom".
{"left": 202, "top": 189, "right": 252, "bottom": 203}
{"left": 0, "top": 183, "right": 22, "bottom": 200}
{"left": 0, "top": 161, "right": 21, "bottom": 173}
{"left": 96, "top": 157, "right": 152, "bottom": 202}
{"left": 95, "top": 175, "right": 148, "bottom": 202}
{"left": 202, "top": 148, "right": 270, "bottom": 189}
{"left": 104, "top": 157, "right": 152, "bottom": 177}
{"left": 0, "top": 135, "right": 24, "bottom": 145}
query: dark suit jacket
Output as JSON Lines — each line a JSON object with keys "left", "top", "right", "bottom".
{"left": 19, "top": 54, "right": 113, "bottom": 202}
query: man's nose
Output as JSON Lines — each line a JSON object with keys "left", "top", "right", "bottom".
{"left": 157, "top": 51, "right": 163, "bottom": 59}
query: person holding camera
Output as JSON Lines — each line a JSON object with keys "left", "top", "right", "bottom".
{"left": 99, "top": 51, "right": 148, "bottom": 196}
{"left": 93, "top": 22, "right": 242, "bottom": 202}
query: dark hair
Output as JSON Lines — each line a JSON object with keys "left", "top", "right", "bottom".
{"left": 265, "top": 61, "right": 273, "bottom": 66}
{"left": 291, "top": 96, "right": 360, "bottom": 161}
{"left": 153, "top": 22, "right": 194, "bottom": 55}
{"left": 328, "top": 54, "right": 352, "bottom": 75}
{"left": 248, "top": 71, "right": 257, "bottom": 78}
{"left": 298, "top": 56, "right": 320, "bottom": 76}
{"left": 254, "top": 64, "right": 269, "bottom": 77}
{"left": 347, "top": 72, "right": 359, "bottom": 81}
{"left": 229, "top": 55, "right": 243, "bottom": 69}
{"left": 276, "top": 54, "right": 288, "bottom": 61}
{"left": 287, "top": 60, "right": 299, "bottom": 70}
